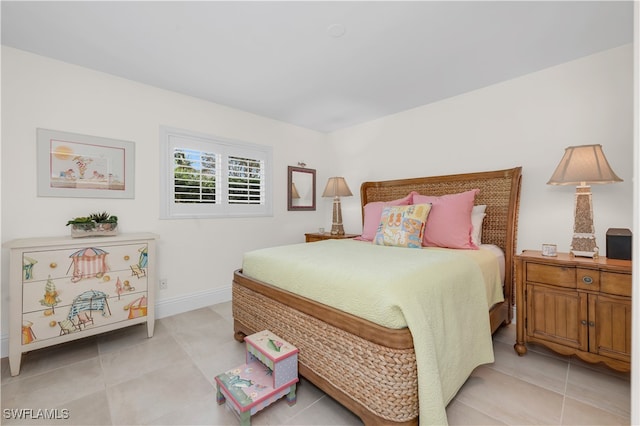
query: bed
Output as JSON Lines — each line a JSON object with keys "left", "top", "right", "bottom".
{"left": 232, "top": 167, "right": 522, "bottom": 425}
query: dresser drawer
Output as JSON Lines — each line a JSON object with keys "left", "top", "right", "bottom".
{"left": 576, "top": 268, "right": 600, "bottom": 291}
{"left": 22, "top": 272, "right": 147, "bottom": 314}
{"left": 23, "top": 243, "right": 148, "bottom": 282}
{"left": 600, "top": 271, "right": 631, "bottom": 297}
{"left": 526, "top": 263, "right": 575, "bottom": 288}
{"left": 100, "top": 243, "right": 149, "bottom": 273}
{"left": 22, "top": 248, "right": 88, "bottom": 281}
{"left": 22, "top": 291, "right": 147, "bottom": 345}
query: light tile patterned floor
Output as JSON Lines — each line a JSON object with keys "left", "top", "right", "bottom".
{"left": 1, "top": 302, "right": 630, "bottom": 425}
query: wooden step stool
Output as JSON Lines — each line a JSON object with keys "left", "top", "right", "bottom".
{"left": 215, "top": 330, "right": 299, "bottom": 425}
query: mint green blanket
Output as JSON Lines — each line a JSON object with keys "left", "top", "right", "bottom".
{"left": 242, "top": 239, "right": 502, "bottom": 425}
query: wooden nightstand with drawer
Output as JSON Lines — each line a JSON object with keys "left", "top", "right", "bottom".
{"left": 304, "top": 233, "right": 358, "bottom": 243}
{"left": 514, "top": 250, "right": 631, "bottom": 372}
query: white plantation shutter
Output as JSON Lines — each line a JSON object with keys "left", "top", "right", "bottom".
{"left": 227, "top": 155, "right": 265, "bottom": 205}
{"left": 160, "top": 127, "right": 272, "bottom": 218}
{"left": 173, "top": 147, "right": 218, "bottom": 204}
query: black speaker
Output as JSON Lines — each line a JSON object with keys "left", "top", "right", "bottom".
{"left": 606, "top": 228, "right": 632, "bottom": 260}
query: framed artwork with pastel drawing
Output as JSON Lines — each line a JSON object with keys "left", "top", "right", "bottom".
{"left": 37, "top": 128, "right": 135, "bottom": 199}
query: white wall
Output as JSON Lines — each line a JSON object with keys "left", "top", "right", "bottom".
{"left": 328, "top": 44, "right": 634, "bottom": 256}
{"left": 0, "top": 47, "right": 332, "bottom": 347}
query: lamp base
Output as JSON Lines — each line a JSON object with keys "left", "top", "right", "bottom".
{"left": 331, "top": 196, "right": 344, "bottom": 235}
{"left": 570, "top": 235, "right": 599, "bottom": 258}
{"left": 330, "top": 224, "right": 345, "bottom": 235}
{"left": 570, "top": 185, "right": 598, "bottom": 258}
{"left": 331, "top": 197, "right": 345, "bottom": 235}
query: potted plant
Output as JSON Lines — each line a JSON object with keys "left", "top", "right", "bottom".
{"left": 66, "top": 211, "right": 118, "bottom": 237}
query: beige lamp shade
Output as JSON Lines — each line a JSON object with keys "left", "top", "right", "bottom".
{"left": 322, "top": 177, "right": 353, "bottom": 198}
{"left": 547, "top": 144, "right": 622, "bottom": 186}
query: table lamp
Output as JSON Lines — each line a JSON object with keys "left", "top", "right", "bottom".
{"left": 547, "top": 144, "right": 622, "bottom": 258}
{"left": 322, "top": 177, "right": 352, "bottom": 235}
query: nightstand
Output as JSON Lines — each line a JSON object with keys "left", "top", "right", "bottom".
{"left": 514, "top": 250, "right": 631, "bottom": 372}
{"left": 304, "top": 233, "right": 359, "bottom": 243}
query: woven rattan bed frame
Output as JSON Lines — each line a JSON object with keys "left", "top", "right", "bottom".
{"left": 233, "top": 167, "right": 522, "bottom": 425}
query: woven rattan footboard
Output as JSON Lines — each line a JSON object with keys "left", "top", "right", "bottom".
{"left": 233, "top": 272, "right": 418, "bottom": 425}
{"left": 232, "top": 167, "right": 522, "bottom": 425}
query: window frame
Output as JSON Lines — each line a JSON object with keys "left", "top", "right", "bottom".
{"left": 160, "top": 126, "right": 273, "bottom": 219}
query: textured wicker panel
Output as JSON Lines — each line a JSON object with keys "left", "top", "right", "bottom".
{"left": 233, "top": 283, "right": 419, "bottom": 423}
{"left": 362, "top": 172, "right": 516, "bottom": 253}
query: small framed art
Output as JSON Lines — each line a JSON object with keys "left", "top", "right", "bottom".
{"left": 542, "top": 243, "right": 557, "bottom": 257}
{"left": 37, "top": 128, "right": 135, "bottom": 199}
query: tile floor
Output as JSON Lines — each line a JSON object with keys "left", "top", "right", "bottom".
{"left": 1, "top": 302, "right": 631, "bottom": 425}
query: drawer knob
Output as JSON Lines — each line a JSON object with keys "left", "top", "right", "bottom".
{"left": 581, "top": 320, "right": 587, "bottom": 325}
{"left": 582, "top": 276, "right": 593, "bottom": 284}
{"left": 589, "top": 321, "right": 595, "bottom": 327}
{"left": 49, "top": 262, "right": 57, "bottom": 269}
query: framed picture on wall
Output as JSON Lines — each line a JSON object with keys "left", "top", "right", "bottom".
{"left": 36, "top": 128, "right": 135, "bottom": 199}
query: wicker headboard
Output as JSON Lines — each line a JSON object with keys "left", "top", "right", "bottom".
{"left": 360, "top": 167, "right": 522, "bottom": 307}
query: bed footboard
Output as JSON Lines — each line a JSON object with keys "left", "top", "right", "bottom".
{"left": 233, "top": 271, "right": 419, "bottom": 425}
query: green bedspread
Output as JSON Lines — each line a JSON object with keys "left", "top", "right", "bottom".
{"left": 242, "top": 239, "right": 502, "bottom": 425}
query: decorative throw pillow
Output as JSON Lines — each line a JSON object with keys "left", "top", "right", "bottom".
{"left": 373, "top": 203, "right": 431, "bottom": 248}
{"left": 356, "top": 192, "right": 415, "bottom": 241}
{"left": 471, "top": 205, "right": 487, "bottom": 246}
{"left": 413, "top": 189, "right": 480, "bottom": 249}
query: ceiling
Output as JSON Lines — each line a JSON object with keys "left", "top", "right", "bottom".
{"left": 1, "top": 1, "right": 633, "bottom": 133}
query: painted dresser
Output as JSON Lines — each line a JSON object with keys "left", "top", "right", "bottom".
{"left": 4, "top": 232, "right": 158, "bottom": 376}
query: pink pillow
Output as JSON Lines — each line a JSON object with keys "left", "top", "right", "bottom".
{"left": 357, "top": 192, "right": 415, "bottom": 241}
{"left": 413, "top": 189, "right": 480, "bottom": 249}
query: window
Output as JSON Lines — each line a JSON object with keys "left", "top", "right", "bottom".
{"left": 160, "top": 127, "right": 272, "bottom": 219}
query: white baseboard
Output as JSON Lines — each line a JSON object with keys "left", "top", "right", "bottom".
{"left": 1, "top": 286, "right": 232, "bottom": 359}
{"left": 155, "top": 286, "right": 232, "bottom": 319}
